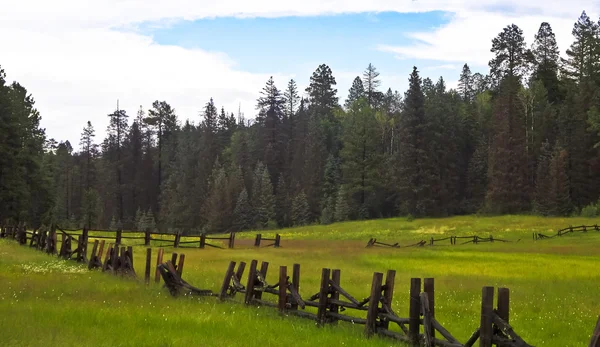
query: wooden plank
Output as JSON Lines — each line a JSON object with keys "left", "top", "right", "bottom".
{"left": 102, "top": 245, "right": 112, "bottom": 272}
{"left": 589, "top": 316, "right": 600, "bottom": 347}
{"left": 409, "top": 278, "right": 421, "bottom": 347}
{"left": 278, "top": 266, "right": 287, "bottom": 313}
{"left": 464, "top": 329, "right": 480, "bottom": 347}
{"left": 329, "top": 279, "right": 361, "bottom": 306}
{"left": 110, "top": 246, "right": 119, "bottom": 274}
{"left": 291, "top": 263, "right": 301, "bottom": 310}
{"left": 145, "top": 248, "right": 152, "bottom": 285}
{"left": 480, "top": 286, "right": 494, "bottom": 347}
{"left": 431, "top": 317, "right": 459, "bottom": 344}
{"left": 424, "top": 277, "right": 434, "bottom": 339}
{"left": 421, "top": 292, "right": 433, "bottom": 347}
{"left": 327, "top": 312, "right": 367, "bottom": 324}
{"left": 382, "top": 270, "right": 396, "bottom": 329}
{"left": 330, "top": 269, "right": 341, "bottom": 324}
{"left": 244, "top": 260, "right": 258, "bottom": 305}
{"left": 176, "top": 254, "right": 185, "bottom": 277}
{"left": 155, "top": 248, "right": 164, "bottom": 283}
{"left": 219, "top": 261, "right": 236, "bottom": 300}
{"left": 365, "top": 272, "right": 383, "bottom": 337}
{"left": 228, "top": 232, "right": 235, "bottom": 249}
{"left": 317, "top": 268, "right": 331, "bottom": 326}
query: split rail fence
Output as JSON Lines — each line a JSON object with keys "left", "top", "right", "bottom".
{"left": 0, "top": 223, "right": 281, "bottom": 250}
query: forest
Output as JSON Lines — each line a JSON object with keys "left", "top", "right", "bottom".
{"left": 1, "top": 11, "right": 600, "bottom": 233}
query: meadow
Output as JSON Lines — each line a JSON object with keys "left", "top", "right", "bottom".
{"left": 1, "top": 215, "right": 599, "bottom": 346}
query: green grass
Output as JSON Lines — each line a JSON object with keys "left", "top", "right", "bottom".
{"left": 2, "top": 215, "right": 600, "bottom": 346}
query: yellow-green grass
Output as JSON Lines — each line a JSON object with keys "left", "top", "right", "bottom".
{"left": 3, "top": 215, "right": 600, "bottom": 346}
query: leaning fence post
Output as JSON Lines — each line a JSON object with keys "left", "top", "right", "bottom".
{"left": 480, "top": 286, "right": 494, "bottom": 347}
{"left": 317, "top": 268, "right": 331, "bottom": 326}
{"left": 176, "top": 254, "right": 185, "bottom": 277}
{"left": 381, "top": 270, "right": 396, "bottom": 329}
{"left": 145, "top": 248, "right": 152, "bottom": 285}
{"left": 244, "top": 260, "right": 258, "bottom": 305}
{"left": 278, "top": 266, "right": 288, "bottom": 314}
{"left": 155, "top": 248, "right": 164, "bottom": 283}
{"left": 219, "top": 261, "right": 236, "bottom": 300}
{"left": 170, "top": 252, "right": 178, "bottom": 270}
{"left": 291, "top": 263, "right": 301, "bottom": 310}
{"left": 409, "top": 278, "right": 421, "bottom": 347}
{"left": 365, "top": 272, "right": 384, "bottom": 337}
{"left": 254, "top": 234, "right": 261, "bottom": 247}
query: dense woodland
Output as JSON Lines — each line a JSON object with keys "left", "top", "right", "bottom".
{"left": 2, "top": 11, "right": 600, "bottom": 233}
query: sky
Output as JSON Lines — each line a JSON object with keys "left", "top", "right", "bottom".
{"left": 1, "top": 1, "right": 598, "bottom": 146}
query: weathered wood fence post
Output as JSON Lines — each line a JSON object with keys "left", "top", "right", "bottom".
{"left": 200, "top": 234, "right": 206, "bottom": 248}
{"left": 254, "top": 234, "right": 262, "bottom": 247}
{"left": 480, "top": 286, "right": 494, "bottom": 347}
{"left": 244, "top": 260, "right": 258, "bottom": 305}
{"left": 278, "top": 265, "right": 287, "bottom": 313}
{"left": 144, "top": 228, "right": 151, "bottom": 246}
{"left": 155, "top": 248, "right": 164, "bottom": 283}
{"left": 290, "top": 263, "right": 301, "bottom": 310}
{"left": 228, "top": 232, "right": 235, "bottom": 249}
{"left": 274, "top": 234, "right": 281, "bottom": 248}
{"left": 145, "top": 248, "right": 152, "bottom": 285}
{"left": 365, "top": 272, "right": 383, "bottom": 337}
{"left": 409, "top": 278, "right": 421, "bottom": 346}
{"left": 317, "top": 268, "right": 331, "bottom": 326}
{"left": 115, "top": 229, "right": 122, "bottom": 245}
{"left": 590, "top": 316, "right": 600, "bottom": 347}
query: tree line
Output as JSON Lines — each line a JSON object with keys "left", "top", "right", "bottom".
{"left": 1, "top": 11, "right": 600, "bottom": 232}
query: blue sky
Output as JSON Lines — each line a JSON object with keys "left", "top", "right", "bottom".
{"left": 136, "top": 11, "right": 472, "bottom": 99}
{"left": 1, "top": 0, "right": 594, "bottom": 145}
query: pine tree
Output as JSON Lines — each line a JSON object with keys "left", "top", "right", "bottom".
{"left": 458, "top": 64, "right": 474, "bottom": 102}
{"left": 531, "top": 22, "right": 561, "bottom": 103}
{"left": 340, "top": 98, "right": 382, "bottom": 218}
{"left": 233, "top": 188, "right": 253, "bottom": 231}
{"left": 291, "top": 191, "right": 311, "bottom": 226}
{"left": 548, "top": 145, "right": 572, "bottom": 216}
{"left": 106, "top": 107, "right": 129, "bottom": 223}
{"left": 362, "top": 63, "right": 382, "bottom": 107}
{"left": 275, "top": 176, "right": 290, "bottom": 227}
{"left": 283, "top": 79, "right": 300, "bottom": 120}
{"left": 485, "top": 77, "right": 530, "bottom": 213}
{"left": 144, "top": 208, "right": 156, "bottom": 232}
{"left": 489, "top": 24, "right": 532, "bottom": 82}
{"left": 394, "top": 67, "right": 438, "bottom": 216}
{"left": 561, "top": 11, "right": 600, "bottom": 82}
{"left": 533, "top": 141, "right": 553, "bottom": 215}
{"left": 334, "top": 186, "right": 350, "bottom": 222}
{"left": 203, "top": 163, "right": 232, "bottom": 233}
{"left": 345, "top": 76, "right": 365, "bottom": 109}
{"left": 145, "top": 100, "right": 177, "bottom": 195}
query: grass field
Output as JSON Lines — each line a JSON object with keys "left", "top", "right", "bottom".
{"left": 1, "top": 215, "right": 600, "bottom": 346}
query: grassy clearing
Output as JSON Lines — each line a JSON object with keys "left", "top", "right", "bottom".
{"left": 2, "top": 215, "right": 600, "bottom": 346}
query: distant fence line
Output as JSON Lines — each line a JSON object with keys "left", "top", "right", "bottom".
{"left": 1, "top": 223, "right": 600, "bottom": 347}
{"left": 366, "top": 224, "right": 600, "bottom": 249}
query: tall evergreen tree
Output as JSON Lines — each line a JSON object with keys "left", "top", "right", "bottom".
{"left": 394, "top": 67, "right": 438, "bottom": 216}
{"left": 345, "top": 76, "right": 365, "bottom": 109}
{"left": 489, "top": 24, "right": 532, "bottom": 83}
{"left": 362, "top": 63, "right": 382, "bottom": 107}
{"left": 106, "top": 107, "right": 129, "bottom": 223}
{"left": 458, "top": 64, "right": 474, "bottom": 102}
{"left": 531, "top": 22, "right": 561, "bottom": 103}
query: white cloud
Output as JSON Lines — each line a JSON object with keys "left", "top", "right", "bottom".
{"left": 1, "top": 0, "right": 598, "bottom": 144}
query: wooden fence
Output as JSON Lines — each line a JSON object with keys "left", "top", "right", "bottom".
{"left": 2, "top": 223, "right": 600, "bottom": 346}
{"left": 0, "top": 223, "right": 281, "bottom": 250}
{"left": 367, "top": 224, "right": 600, "bottom": 249}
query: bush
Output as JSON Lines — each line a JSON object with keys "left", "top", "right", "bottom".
{"left": 580, "top": 200, "right": 600, "bottom": 217}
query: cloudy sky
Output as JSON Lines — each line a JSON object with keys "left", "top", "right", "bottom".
{"left": 1, "top": 1, "right": 597, "bottom": 146}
